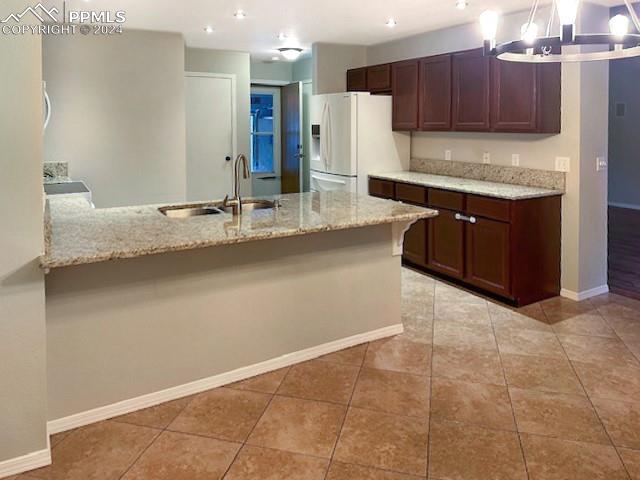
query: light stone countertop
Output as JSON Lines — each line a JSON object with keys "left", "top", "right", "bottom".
{"left": 41, "top": 192, "right": 437, "bottom": 269}
{"left": 370, "top": 172, "right": 564, "bottom": 200}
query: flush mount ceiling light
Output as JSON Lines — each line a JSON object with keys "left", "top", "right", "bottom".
{"left": 233, "top": 9, "right": 246, "bottom": 19}
{"left": 481, "top": 0, "right": 640, "bottom": 62}
{"left": 277, "top": 32, "right": 288, "bottom": 41}
{"left": 278, "top": 47, "right": 303, "bottom": 61}
{"left": 456, "top": 0, "right": 468, "bottom": 11}
{"left": 386, "top": 18, "right": 397, "bottom": 28}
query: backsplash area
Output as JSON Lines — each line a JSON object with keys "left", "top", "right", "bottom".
{"left": 410, "top": 158, "right": 566, "bottom": 191}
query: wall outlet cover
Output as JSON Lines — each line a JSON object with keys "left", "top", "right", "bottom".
{"left": 555, "top": 156, "right": 570, "bottom": 172}
{"left": 511, "top": 154, "right": 520, "bottom": 167}
{"left": 596, "top": 156, "right": 608, "bottom": 171}
{"left": 445, "top": 150, "right": 452, "bottom": 161}
{"left": 482, "top": 152, "right": 491, "bottom": 164}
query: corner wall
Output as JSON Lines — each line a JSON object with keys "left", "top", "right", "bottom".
{"left": 0, "top": 0, "right": 48, "bottom": 470}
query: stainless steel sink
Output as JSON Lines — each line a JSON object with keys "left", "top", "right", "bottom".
{"left": 159, "top": 205, "right": 223, "bottom": 218}
{"left": 217, "top": 199, "right": 281, "bottom": 215}
{"left": 159, "top": 199, "right": 280, "bottom": 218}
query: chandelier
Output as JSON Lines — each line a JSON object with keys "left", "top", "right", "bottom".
{"left": 480, "top": 0, "right": 640, "bottom": 62}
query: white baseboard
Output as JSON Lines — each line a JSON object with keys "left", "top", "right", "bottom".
{"left": 48, "top": 324, "right": 403, "bottom": 435}
{"left": 561, "top": 285, "right": 609, "bottom": 302}
{"left": 609, "top": 202, "right": 640, "bottom": 211}
{"left": 0, "top": 446, "right": 51, "bottom": 479}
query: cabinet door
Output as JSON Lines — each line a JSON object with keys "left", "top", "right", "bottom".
{"left": 367, "top": 64, "right": 392, "bottom": 92}
{"left": 491, "top": 59, "right": 538, "bottom": 132}
{"left": 428, "top": 209, "right": 465, "bottom": 279}
{"left": 419, "top": 55, "right": 452, "bottom": 131}
{"left": 452, "top": 49, "right": 491, "bottom": 132}
{"left": 392, "top": 60, "right": 420, "bottom": 131}
{"left": 369, "top": 178, "right": 395, "bottom": 199}
{"left": 465, "top": 217, "right": 511, "bottom": 296}
{"left": 404, "top": 220, "right": 428, "bottom": 267}
{"left": 347, "top": 68, "right": 367, "bottom": 92}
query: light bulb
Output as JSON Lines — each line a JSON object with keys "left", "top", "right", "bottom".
{"left": 480, "top": 10, "right": 499, "bottom": 41}
{"left": 204, "top": 25, "right": 214, "bottom": 34}
{"left": 556, "top": 0, "right": 580, "bottom": 26}
{"left": 609, "top": 14, "right": 629, "bottom": 38}
{"left": 386, "top": 18, "right": 397, "bottom": 28}
{"left": 520, "top": 22, "right": 539, "bottom": 44}
{"left": 456, "top": 0, "right": 468, "bottom": 10}
{"left": 234, "top": 9, "right": 246, "bottom": 19}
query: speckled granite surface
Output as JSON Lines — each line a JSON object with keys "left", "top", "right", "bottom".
{"left": 42, "top": 192, "right": 437, "bottom": 269}
{"left": 410, "top": 158, "right": 566, "bottom": 191}
{"left": 43, "top": 161, "right": 69, "bottom": 183}
{"left": 370, "top": 171, "right": 563, "bottom": 200}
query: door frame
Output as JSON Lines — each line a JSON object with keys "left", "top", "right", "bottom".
{"left": 250, "top": 85, "right": 282, "bottom": 180}
{"left": 185, "top": 71, "right": 238, "bottom": 166}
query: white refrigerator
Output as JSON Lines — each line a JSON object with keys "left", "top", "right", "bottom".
{"left": 309, "top": 92, "right": 410, "bottom": 194}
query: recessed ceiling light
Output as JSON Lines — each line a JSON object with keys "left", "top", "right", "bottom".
{"left": 271, "top": 56, "right": 280, "bottom": 61}
{"left": 386, "top": 18, "right": 397, "bottom": 28}
{"left": 277, "top": 32, "right": 288, "bottom": 41}
{"left": 204, "top": 25, "right": 214, "bottom": 34}
{"left": 234, "top": 9, "right": 246, "bottom": 19}
{"left": 456, "top": 0, "right": 468, "bottom": 10}
{"left": 278, "top": 47, "right": 303, "bottom": 61}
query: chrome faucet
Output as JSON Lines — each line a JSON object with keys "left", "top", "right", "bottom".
{"left": 224, "top": 154, "right": 250, "bottom": 215}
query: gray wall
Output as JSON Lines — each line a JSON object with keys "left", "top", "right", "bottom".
{"left": 312, "top": 43, "right": 367, "bottom": 94}
{"left": 293, "top": 57, "right": 313, "bottom": 82}
{"left": 0, "top": 0, "right": 48, "bottom": 464}
{"left": 186, "top": 48, "right": 252, "bottom": 195}
{"left": 250, "top": 59, "right": 293, "bottom": 83}
{"left": 43, "top": 30, "right": 187, "bottom": 208}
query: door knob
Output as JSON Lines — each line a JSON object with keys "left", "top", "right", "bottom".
{"left": 225, "top": 156, "right": 231, "bottom": 162}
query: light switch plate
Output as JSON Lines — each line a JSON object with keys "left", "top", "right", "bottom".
{"left": 445, "top": 150, "right": 452, "bottom": 161}
{"left": 482, "top": 152, "right": 491, "bottom": 164}
{"left": 512, "top": 154, "right": 520, "bottom": 167}
{"left": 597, "top": 156, "right": 608, "bottom": 171}
{"left": 555, "top": 156, "right": 570, "bottom": 172}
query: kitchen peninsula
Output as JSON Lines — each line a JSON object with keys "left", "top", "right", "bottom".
{"left": 42, "top": 192, "right": 436, "bottom": 433}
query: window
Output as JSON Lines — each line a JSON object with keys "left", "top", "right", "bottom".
{"left": 250, "top": 88, "right": 280, "bottom": 175}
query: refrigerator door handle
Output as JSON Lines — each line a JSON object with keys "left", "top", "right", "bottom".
{"left": 325, "top": 103, "right": 332, "bottom": 170}
{"left": 320, "top": 102, "right": 327, "bottom": 169}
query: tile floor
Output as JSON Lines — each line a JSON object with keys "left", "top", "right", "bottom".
{"left": 14, "top": 268, "right": 640, "bottom": 480}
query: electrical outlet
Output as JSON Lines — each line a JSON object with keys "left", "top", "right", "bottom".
{"left": 512, "top": 154, "right": 520, "bottom": 167}
{"left": 555, "top": 156, "right": 570, "bottom": 172}
{"left": 596, "top": 156, "right": 608, "bottom": 171}
{"left": 445, "top": 150, "right": 452, "bottom": 161}
{"left": 482, "top": 152, "right": 491, "bottom": 164}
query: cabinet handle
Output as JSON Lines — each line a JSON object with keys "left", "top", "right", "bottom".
{"left": 455, "top": 213, "right": 477, "bottom": 224}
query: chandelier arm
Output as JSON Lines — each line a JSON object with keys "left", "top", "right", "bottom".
{"left": 624, "top": 0, "right": 640, "bottom": 33}
{"left": 545, "top": 0, "right": 557, "bottom": 37}
{"left": 525, "top": 0, "right": 540, "bottom": 32}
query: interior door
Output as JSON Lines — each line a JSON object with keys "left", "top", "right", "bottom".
{"left": 281, "top": 82, "right": 302, "bottom": 194}
{"left": 185, "top": 74, "right": 235, "bottom": 201}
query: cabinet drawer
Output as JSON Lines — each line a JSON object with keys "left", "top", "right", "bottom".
{"left": 396, "top": 183, "right": 427, "bottom": 206}
{"left": 467, "top": 195, "right": 511, "bottom": 222}
{"left": 369, "top": 178, "right": 395, "bottom": 199}
{"left": 429, "top": 189, "right": 464, "bottom": 211}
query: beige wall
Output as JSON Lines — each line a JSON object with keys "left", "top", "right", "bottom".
{"left": 185, "top": 48, "right": 252, "bottom": 195}
{"left": 312, "top": 42, "right": 367, "bottom": 94}
{"left": 43, "top": 30, "right": 187, "bottom": 208}
{"left": 0, "top": 0, "right": 48, "bottom": 465}
{"left": 366, "top": 4, "right": 610, "bottom": 296}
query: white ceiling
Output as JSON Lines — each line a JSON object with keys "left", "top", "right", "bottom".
{"left": 51, "top": 0, "right": 618, "bottom": 60}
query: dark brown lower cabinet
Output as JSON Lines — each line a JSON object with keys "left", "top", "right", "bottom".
{"left": 403, "top": 220, "right": 428, "bottom": 267}
{"left": 465, "top": 217, "right": 511, "bottom": 297}
{"left": 427, "top": 209, "right": 465, "bottom": 279}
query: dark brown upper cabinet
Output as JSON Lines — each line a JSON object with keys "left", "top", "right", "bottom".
{"left": 490, "top": 60, "right": 561, "bottom": 134}
{"left": 367, "top": 64, "right": 392, "bottom": 93}
{"left": 418, "top": 55, "right": 452, "bottom": 131}
{"left": 452, "top": 48, "right": 491, "bottom": 132}
{"left": 346, "top": 67, "right": 367, "bottom": 92}
{"left": 392, "top": 60, "right": 420, "bottom": 131}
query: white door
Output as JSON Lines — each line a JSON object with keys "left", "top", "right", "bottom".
{"left": 185, "top": 73, "right": 236, "bottom": 201}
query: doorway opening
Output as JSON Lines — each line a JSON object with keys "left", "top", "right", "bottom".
{"left": 250, "top": 86, "right": 281, "bottom": 196}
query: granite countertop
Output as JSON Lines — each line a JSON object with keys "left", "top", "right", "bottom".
{"left": 370, "top": 171, "right": 564, "bottom": 200}
{"left": 41, "top": 192, "right": 437, "bottom": 269}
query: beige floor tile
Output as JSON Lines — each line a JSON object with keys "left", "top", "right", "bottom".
{"left": 435, "top": 282, "right": 486, "bottom": 305}
{"left": 402, "top": 295, "right": 434, "bottom": 319}
{"left": 432, "top": 344, "right": 505, "bottom": 386}
{"left": 112, "top": 396, "right": 193, "bottom": 429}
{"left": 28, "top": 421, "right": 158, "bottom": 480}
{"left": 431, "top": 378, "right": 515, "bottom": 431}
{"left": 628, "top": 341, "right": 640, "bottom": 359}
{"left": 228, "top": 368, "right": 290, "bottom": 394}
{"left": 433, "top": 321, "right": 497, "bottom": 351}
{"left": 168, "top": 387, "right": 270, "bottom": 442}
{"left": 277, "top": 360, "right": 359, "bottom": 404}
{"left": 591, "top": 293, "right": 640, "bottom": 311}
{"left": 351, "top": 368, "right": 430, "bottom": 418}
{"left": 429, "top": 419, "right": 527, "bottom": 480}
{"left": 551, "top": 312, "right": 616, "bottom": 337}
{"left": 573, "top": 361, "right": 640, "bottom": 402}
{"left": 494, "top": 327, "right": 565, "bottom": 358}
{"left": 49, "top": 430, "right": 73, "bottom": 448}
{"left": 558, "top": 334, "right": 640, "bottom": 367}
{"left": 592, "top": 397, "right": 640, "bottom": 449}
{"left": 121, "top": 431, "right": 240, "bottom": 480}
{"left": 599, "top": 304, "right": 640, "bottom": 342}
{"left": 224, "top": 445, "right": 329, "bottom": 480}
{"left": 509, "top": 388, "right": 609, "bottom": 444}
{"left": 364, "top": 337, "right": 431, "bottom": 376}
{"left": 317, "top": 344, "right": 368, "bottom": 366}
{"left": 541, "top": 297, "right": 596, "bottom": 323}
{"left": 401, "top": 313, "right": 433, "bottom": 345}
{"left": 434, "top": 301, "right": 491, "bottom": 326}
{"left": 334, "top": 407, "right": 428, "bottom": 476}
{"left": 488, "top": 302, "right": 552, "bottom": 332}
{"left": 501, "top": 353, "right": 583, "bottom": 395}
{"left": 620, "top": 448, "right": 640, "bottom": 480}
{"left": 326, "top": 462, "right": 424, "bottom": 479}
{"left": 247, "top": 396, "right": 346, "bottom": 458}
{"left": 521, "top": 433, "right": 628, "bottom": 480}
